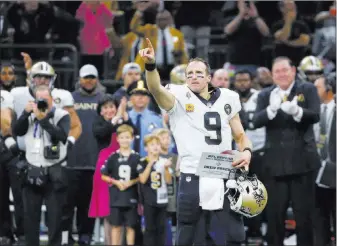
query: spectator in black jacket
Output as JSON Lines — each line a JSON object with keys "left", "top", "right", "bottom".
{"left": 93, "top": 94, "right": 135, "bottom": 152}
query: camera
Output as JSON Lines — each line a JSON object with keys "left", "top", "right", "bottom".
{"left": 36, "top": 99, "right": 48, "bottom": 112}
{"left": 44, "top": 144, "right": 60, "bottom": 160}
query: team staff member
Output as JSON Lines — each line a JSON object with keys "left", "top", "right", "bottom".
{"left": 14, "top": 85, "right": 70, "bottom": 246}
{"left": 253, "top": 57, "right": 321, "bottom": 246}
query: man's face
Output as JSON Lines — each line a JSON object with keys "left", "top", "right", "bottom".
{"left": 257, "top": 68, "right": 273, "bottom": 88}
{"left": 23, "top": 1, "right": 39, "bottom": 13}
{"left": 80, "top": 75, "right": 98, "bottom": 91}
{"left": 0, "top": 66, "right": 15, "bottom": 86}
{"left": 130, "top": 94, "right": 149, "bottom": 110}
{"left": 156, "top": 11, "right": 171, "bottom": 29}
{"left": 185, "top": 61, "right": 211, "bottom": 93}
{"left": 314, "top": 77, "right": 327, "bottom": 103}
{"left": 211, "top": 70, "right": 229, "bottom": 88}
{"left": 234, "top": 73, "right": 251, "bottom": 93}
{"left": 32, "top": 75, "right": 52, "bottom": 87}
{"left": 123, "top": 70, "right": 141, "bottom": 88}
{"left": 272, "top": 60, "right": 296, "bottom": 90}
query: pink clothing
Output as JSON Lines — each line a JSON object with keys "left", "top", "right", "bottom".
{"left": 76, "top": 2, "right": 113, "bottom": 55}
{"left": 88, "top": 133, "right": 119, "bottom": 218}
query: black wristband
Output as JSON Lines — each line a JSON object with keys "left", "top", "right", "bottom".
{"left": 145, "top": 63, "right": 156, "bottom": 71}
{"left": 242, "top": 147, "right": 252, "bottom": 155}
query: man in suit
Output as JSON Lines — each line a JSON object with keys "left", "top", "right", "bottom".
{"left": 130, "top": 9, "right": 188, "bottom": 81}
{"left": 253, "top": 56, "right": 321, "bottom": 246}
{"left": 313, "top": 73, "right": 336, "bottom": 246}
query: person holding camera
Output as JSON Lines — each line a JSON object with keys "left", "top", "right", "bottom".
{"left": 13, "top": 85, "right": 70, "bottom": 246}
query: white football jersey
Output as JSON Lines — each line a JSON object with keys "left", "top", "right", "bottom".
{"left": 165, "top": 84, "right": 241, "bottom": 174}
{"left": 242, "top": 89, "right": 266, "bottom": 152}
{"left": 11, "top": 86, "right": 74, "bottom": 151}
{"left": 1, "top": 90, "right": 14, "bottom": 110}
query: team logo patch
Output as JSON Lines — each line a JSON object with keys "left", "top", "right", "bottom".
{"left": 185, "top": 103, "right": 194, "bottom": 112}
{"left": 297, "top": 93, "right": 305, "bottom": 102}
{"left": 0, "top": 96, "right": 4, "bottom": 102}
{"left": 166, "top": 84, "right": 171, "bottom": 90}
{"left": 54, "top": 97, "right": 61, "bottom": 104}
{"left": 186, "top": 176, "right": 191, "bottom": 182}
{"left": 224, "top": 104, "right": 232, "bottom": 115}
{"left": 137, "top": 164, "right": 143, "bottom": 171}
{"left": 186, "top": 92, "right": 191, "bottom": 99}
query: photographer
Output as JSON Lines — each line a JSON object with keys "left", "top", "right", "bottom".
{"left": 13, "top": 85, "right": 70, "bottom": 246}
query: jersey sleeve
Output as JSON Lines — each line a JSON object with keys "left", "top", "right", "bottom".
{"left": 100, "top": 154, "right": 114, "bottom": 176}
{"left": 228, "top": 91, "right": 242, "bottom": 120}
{"left": 1, "top": 90, "right": 14, "bottom": 110}
{"left": 137, "top": 161, "right": 146, "bottom": 174}
{"left": 52, "top": 89, "right": 74, "bottom": 108}
{"left": 160, "top": 84, "right": 179, "bottom": 115}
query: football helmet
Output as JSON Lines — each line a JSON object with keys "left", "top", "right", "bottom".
{"left": 28, "top": 61, "right": 57, "bottom": 90}
{"left": 225, "top": 173, "right": 268, "bottom": 218}
{"left": 298, "top": 56, "right": 324, "bottom": 83}
{"left": 170, "top": 64, "right": 187, "bottom": 85}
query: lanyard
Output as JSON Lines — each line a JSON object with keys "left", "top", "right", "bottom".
{"left": 33, "top": 121, "right": 39, "bottom": 138}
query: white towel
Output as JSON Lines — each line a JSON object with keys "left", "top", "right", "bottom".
{"left": 199, "top": 177, "right": 224, "bottom": 210}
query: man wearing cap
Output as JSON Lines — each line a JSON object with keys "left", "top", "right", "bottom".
{"left": 127, "top": 80, "right": 163, "bottom": 157}
{"left": 113, "top": 62, "right": 142, "bottom": 103}
{"left": 62, "top": 64, "right": 105, "bottom": 246}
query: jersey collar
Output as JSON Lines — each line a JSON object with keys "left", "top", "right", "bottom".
{"left": 191, "top": 87, "right": 221, "bottom": 107}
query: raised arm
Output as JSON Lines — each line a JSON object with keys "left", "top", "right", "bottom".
{"left": 139, "top": 38, "right": 175, "bottom": 111}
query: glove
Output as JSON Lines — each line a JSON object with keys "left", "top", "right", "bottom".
{"left": 281, "top": 96, "right": 299, "bottom": 116}
{"left": 268, "top": 87, "right": 282, "bottom": 112}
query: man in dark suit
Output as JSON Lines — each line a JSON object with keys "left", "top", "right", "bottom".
{"left": 253, "top": 56, "right": 321, "bottom": 246}
{"left": 313, "top": 73, "right": 336, "bottom": 246}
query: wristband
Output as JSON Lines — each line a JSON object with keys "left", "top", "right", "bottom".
{"left": 145, "top": 63, "right": 156, "bottom": 71}
{"left": 242, "top": 147, "right": 252, "bottom": 155}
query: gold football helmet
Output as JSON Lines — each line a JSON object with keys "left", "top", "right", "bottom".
{"left": 170, "top": 64, "right": 187, "bottom": 85}
{"left": 225, "top": 173, "right": 268, "bottom": 218}
{"left": 28, "top": 61, "right": 57, "bottom": 90}
{"left": 298, "top": 56, "right": 324, "bottom": 83}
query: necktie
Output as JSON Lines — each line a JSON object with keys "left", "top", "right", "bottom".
{"left": 162, "top": 29, "right": 168, "bottom": 67}
{"left": 132, "top": 37, "right": 141, "bottom": 61}
{"left": 320, "top": 105, "right": 328, "bottom": 160}
{"left": 134, "top": 114, "right": 142, "bottom": 153}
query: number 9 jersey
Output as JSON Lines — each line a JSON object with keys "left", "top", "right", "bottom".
{"left": 164, "top": 84, "right": 241, "bottom": 174}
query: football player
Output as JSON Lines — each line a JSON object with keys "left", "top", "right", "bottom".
{"left": 11, "top": 53, "right": 82, "bottom": 152}
{"left": 101, "top": 125, "right": 140, "bottom": 246}
{"left": 298, "top": 55, "right": 324, "bottom": 83}
{"left": 138, "top": 38, "right": 253, "bottom": 245}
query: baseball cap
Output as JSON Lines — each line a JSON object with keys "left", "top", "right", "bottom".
{"left": 80, "top": 64, "right": 98, "bottom": 78}
{"left": 122, "top": 63, "right": 141, "bottom": 76}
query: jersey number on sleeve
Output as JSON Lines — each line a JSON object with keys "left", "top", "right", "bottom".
{"left": 204, "top": 112, "right": 222, "bottom": 145}
{"left": 118, "top": 165, "right": 131, "bottom": 181}
{"left": 150, "top": 171, "right": 162, "bottom": 189}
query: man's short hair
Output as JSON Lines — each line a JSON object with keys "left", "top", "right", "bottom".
{"left": 234, "top": 69, "right": 253, "bottom": 80}
{"left": 122, "top": 63, "right": 141, "bottom": 76}
{"left": 34, "top": 85, "right": 51, "bottom": 96}
{"left": 144, "top": 134, "right": 160, "bottom": 146}
{"left": 272, "top": 56, "right": 293, "bottom": 67}
{"left": 186, "top": 57, "right": 211, "bottom": 75}
{"left": 117, "top": 124, "right": 134, "bottom": 136}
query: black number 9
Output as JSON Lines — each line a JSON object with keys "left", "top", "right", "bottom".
{"left": 204, "top": 112, "right": 222, "bottom": 145}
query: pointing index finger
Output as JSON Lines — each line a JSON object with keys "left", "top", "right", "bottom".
{"left": 146, "top": 38, "right": 153, "bottom": 49}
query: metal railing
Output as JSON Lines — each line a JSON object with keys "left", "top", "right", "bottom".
{"left": 0, "top": 43, "right": 79, "bottom": 91}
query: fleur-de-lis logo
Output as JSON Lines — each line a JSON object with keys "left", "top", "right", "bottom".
{"left": 297, "top": 93, "right": 305, "bottom": 102}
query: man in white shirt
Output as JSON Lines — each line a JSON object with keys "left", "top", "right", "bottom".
{"left": 138, "top": 38, "right": 253, "bottom": 245}
{"left": 313, "top": 73, "right": 336, "bottom": 246}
